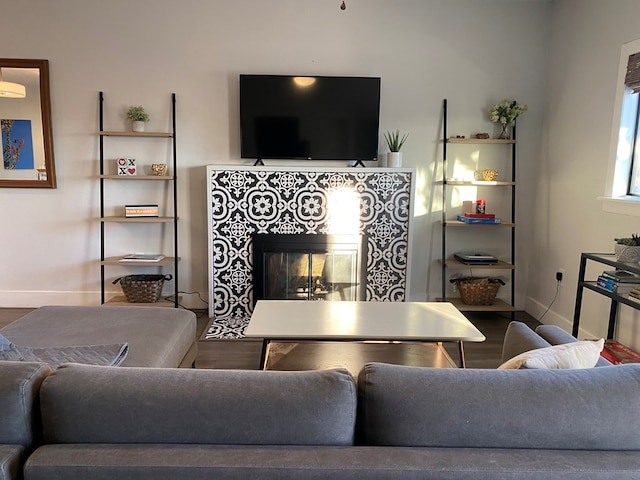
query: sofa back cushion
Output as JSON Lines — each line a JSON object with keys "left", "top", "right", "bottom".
{"left": 40, "top": 363, "right": 356, "bottom": 446}
{"left": 358, "top": 362, "right": 640, "bottom": 450}
{"left": 0, "top": 361, "right": 52, "bottom": 449}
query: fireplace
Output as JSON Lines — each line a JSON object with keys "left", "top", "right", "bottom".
{"left": 253, "top": 234, "right": 367, "bottom": 303}
{"left": 205, "top": 166, "right": 414, "bottom": 337}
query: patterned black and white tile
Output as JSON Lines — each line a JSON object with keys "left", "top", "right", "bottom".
{"left": 205, "top": 167, "right": 413, "bottom": 340}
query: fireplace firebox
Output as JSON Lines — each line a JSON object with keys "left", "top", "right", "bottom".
{"left": 252, "top": 234, "right": 367, "bottom": 304}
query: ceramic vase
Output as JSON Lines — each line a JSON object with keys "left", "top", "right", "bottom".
{"left": 614, "top": 243, "right": 640, "bottom": 264}
{"left": 387, "top": 152, "right": 402, "bottom": 167}
{"left": 132, "top": 121, "right": 145, "bottom": 133}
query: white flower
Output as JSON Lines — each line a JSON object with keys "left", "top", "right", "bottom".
{"left": 488, "top": 100, "right": 528, "bottom": 125}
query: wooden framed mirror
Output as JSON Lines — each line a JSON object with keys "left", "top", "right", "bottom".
{"left": 0, "top": 58, "right": 56, "bottom": 188}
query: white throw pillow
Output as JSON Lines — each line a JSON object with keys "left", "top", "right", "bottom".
{"left": 498, "top": 339, "right": 605, "bottom": 370}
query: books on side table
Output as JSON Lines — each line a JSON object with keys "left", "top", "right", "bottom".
{"left": 600, "top": 340, "right": 640, "bottom": 364}
{"left": 596, "top": 269, "right": 640, "bottom": 298}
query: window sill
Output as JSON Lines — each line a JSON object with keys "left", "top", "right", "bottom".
{"left": 599, "top": 196, "right": 640, "bottom": 216}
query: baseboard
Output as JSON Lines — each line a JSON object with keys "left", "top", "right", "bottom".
{"left": 0, "top": 291, "right": 98, "bottom": 308}
{"left": 0, "top": 290, "right": 208, "bottom": 309}
{"left": 524, "top": 295, "right": 598, "bottom": 340}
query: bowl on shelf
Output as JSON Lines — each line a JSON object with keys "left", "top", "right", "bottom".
{"left": 481, "top": 169, "right": 499, "bottom": 181}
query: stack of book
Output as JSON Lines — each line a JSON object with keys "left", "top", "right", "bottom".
{"left": 455, "top": 213, "right": 502, "bottom": 224}
{"left": 596, "top": 269, "right": 640, "bottom": 295}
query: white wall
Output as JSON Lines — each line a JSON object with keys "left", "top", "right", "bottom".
{"left": 0, "top": 0, "right": 550, "bottom": 309}
{"left": 526, "top": 0, "right": 640, "bottom": 349}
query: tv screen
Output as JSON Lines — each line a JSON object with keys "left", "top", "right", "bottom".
{"left": 240, "top": 75, "right": 381, "bottom": 162}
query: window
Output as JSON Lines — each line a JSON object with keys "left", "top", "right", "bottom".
{"left": 603, "top": 39, "right": 640, "bottom": 215}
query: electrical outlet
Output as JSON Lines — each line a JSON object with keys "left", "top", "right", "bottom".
{"left": 556, "top": 269, "right": 565, "bottom": 286}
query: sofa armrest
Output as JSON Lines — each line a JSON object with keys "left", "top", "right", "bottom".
{"left": 501, "top": 321, "right": 551, "bottom": 363}
{"left": 0, "top": 361, "right": 52, "bottom": 450}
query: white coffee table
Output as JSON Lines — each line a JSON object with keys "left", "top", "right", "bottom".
{"left": 245, "top": 300, "right": 486, "bottom": 369}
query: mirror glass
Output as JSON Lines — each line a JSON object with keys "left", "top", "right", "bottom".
{"left": 0, "top": 59, "right": 56, "bottom": 188}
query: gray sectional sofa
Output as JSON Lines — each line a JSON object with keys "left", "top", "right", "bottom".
{"left": 2, "top": 322, "right": 640, "bottom": 479}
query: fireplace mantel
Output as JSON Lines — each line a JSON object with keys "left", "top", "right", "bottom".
{"left": 206, "top": 165, "right": 415, "bottom": 332}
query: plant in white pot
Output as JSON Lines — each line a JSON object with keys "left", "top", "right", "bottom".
{"left": 384, "top": 130, "right": 408, "bottom": 167}
{"left": 126, "top": 105, "right": 150, "bottom": 132}
{"left": 614, "top": 234, "right": 640, "bottom": 264}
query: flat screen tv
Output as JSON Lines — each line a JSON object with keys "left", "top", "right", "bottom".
{"left": 240, "top": 74, "right": 381, "bottom": 163}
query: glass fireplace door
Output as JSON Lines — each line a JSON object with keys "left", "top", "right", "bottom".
{"left": 263, "top": 250, "right": 359, "bottom": 301}
{"left": 252, "top": 234, "right": 366, "bottom": 305}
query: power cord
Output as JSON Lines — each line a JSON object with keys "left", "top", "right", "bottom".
{"left": 538, "top": 278, "right": 560, "bottom": 322}
{"left": 163, "top": 291, "right": 209, "bottom": 317}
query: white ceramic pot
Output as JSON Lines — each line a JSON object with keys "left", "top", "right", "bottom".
{"left": 132, "top": 121, "right": 145, "bottom": 132}
{"left": 387, "top": 152, "right": 402, "bottom": 167}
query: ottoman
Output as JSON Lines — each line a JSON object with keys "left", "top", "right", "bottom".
{"left": 0, "top": 306, "right": 197, "bottom": 368}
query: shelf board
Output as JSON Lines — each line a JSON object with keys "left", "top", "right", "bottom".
{"left": 102, "top": 216, "right": 176, "bottom": 223}
{"left": 444, "top": 220, "right": 514, "bottom": 227}
{"left": 100, "top": 131, "right": 172, "bottom": 138}
{"left": 440, "top": 259, "right": 515, "bottom": 269}
{"left": 447, "top": 138, "right": 515, "bottom": 144}
{"left": 437, "top": 298, "right": 516, "bottom": 312}
{"left": 104, "top": 295, "right": 176, "bottom": 307}
{"left": 102, "top": 256, "right": 176, "bottom": 266}
{"left": 100, "top": 174, "right": 174, "bottom": 180}
{"left": 443, "top": 180, "right": 515, "bottom": 186}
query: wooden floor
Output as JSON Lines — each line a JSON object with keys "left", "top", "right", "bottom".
{"left": 0, "top": 308, "right": 539, "bottom": 370}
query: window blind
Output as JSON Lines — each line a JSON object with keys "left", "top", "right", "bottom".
{"left": 625, "top": 52, "right": 640, "bottom": 93}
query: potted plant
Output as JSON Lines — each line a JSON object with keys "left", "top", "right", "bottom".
{"left": 614, "top": 234, "right": 640, "bottom": 263}
{"left": 488, "top": 100, "right": 527, "bottom": 139}
{"left": 126, "top": 105, "right": 150, "bottom": 132}
{"left": 384, "top": 130, "right": 408, "bottom": 167}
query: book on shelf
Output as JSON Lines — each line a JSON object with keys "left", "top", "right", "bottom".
{"left": 601, "top": 269, "right": 640, "bottom": 283}
{"left": 119, "top": 253, "right": 165, "bottom": 262}
{"left": 600, "top": 340, "right": 640, "bottom": 364}
{"left": 596, "top": 275, "right": 638, "bottom": 294}
{"left": 125, "top": 204, "right": 159, "bottom": 217}
{"left": 456, "top": 215, "right": 502, "bottom": 224}
{"left": 463, "top": 213, "right": 496, "bottom": 219}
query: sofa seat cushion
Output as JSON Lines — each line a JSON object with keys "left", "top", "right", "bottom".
{"left": 25, "top": 444, "right": 640, "bottom": 480}
{"left": 0, "top": 445, "right": 23, "bottom": 480}
{"left": 40, "top": 364, "right": 357, "bottom": 446}
{"left": 498, "top": 339, "right": 605, "bottom": 369}
{"left": 0, "top": 306, "right": 196, "bottom": 367}
{"left": 358, "top": 362, "right": 640, "bottom": 450}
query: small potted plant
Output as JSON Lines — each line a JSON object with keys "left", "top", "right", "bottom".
{"left": 384, "top": 129, "right": 408, "bottom": 167}
{"left": 488, "top": 100, "right": 527, "bottom": 139}
{"left": 614, "top": 234, "right": 640, "bottom": 264}
{"left": 126, "top": 105, "right": 150, "bottom": 132}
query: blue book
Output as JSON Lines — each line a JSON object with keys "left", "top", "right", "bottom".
{"left": 456, "top": 215, "right": 502, "bottom": 224}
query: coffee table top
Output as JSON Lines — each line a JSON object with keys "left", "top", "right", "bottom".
{"left": 245, "top": 300, "right": 485, "bottom": 342}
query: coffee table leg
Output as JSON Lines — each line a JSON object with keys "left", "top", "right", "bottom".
{"left": 259, "top": 339, "right": 270, "bottom": 370}
{"left": 458, "top": 341, "right": 466, "bottom": 368}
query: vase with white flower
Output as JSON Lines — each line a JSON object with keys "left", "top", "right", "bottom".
{"left": 488, "top": 100, "right": 527, "bottom": 139}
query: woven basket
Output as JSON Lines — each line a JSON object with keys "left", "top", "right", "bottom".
{"left": 113, "top": 274, "right": 172, "bottom": 303}
{"left": 452, "top": 277, "right": 504, "bottom": 305}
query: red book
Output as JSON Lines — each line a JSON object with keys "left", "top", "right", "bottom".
{"left": 601, "top": 340, "right": 640, "bottom": 364}
{"left": 464, "top": 213, "right": 496, "bottom": 218}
